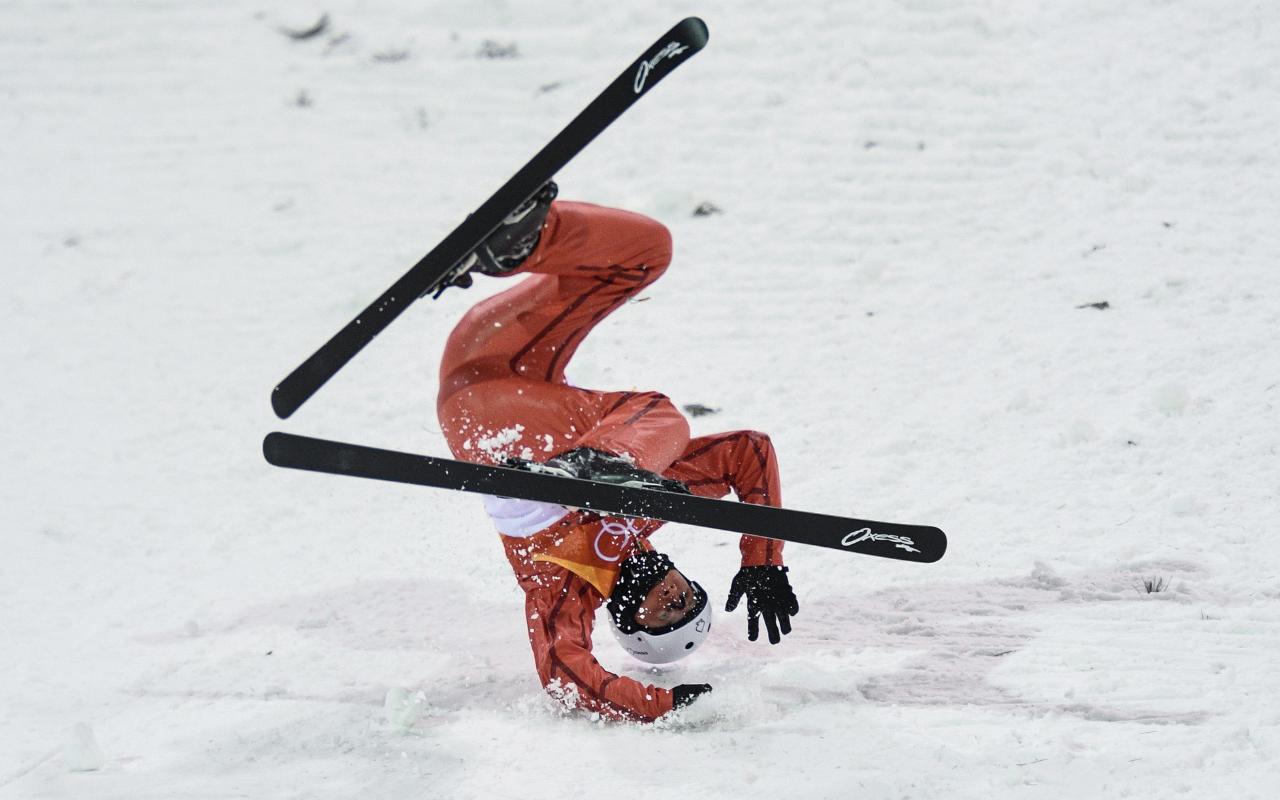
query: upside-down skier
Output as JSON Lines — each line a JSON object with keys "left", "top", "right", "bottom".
{"left": 436, "top": 183, "right": 800, "bottom": 722}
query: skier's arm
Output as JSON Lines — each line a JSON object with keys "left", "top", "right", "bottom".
{"left": 739, "top": 533, "right": 784, "bottom": 567}
{"left": 525, "top": 573, "right": 677, "bottom": 722}
{"left": 665, "top": 432, "right": 787, "bottom": 568}
{"left": 732, "top": 533, "right": 797, "bottom": 645}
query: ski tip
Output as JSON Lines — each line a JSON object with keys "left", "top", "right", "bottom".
{"left": 924, "top": 527, "right": 948, "bottom": 563}
{"left": 263, "top": 431, "right": 287, "bottom": 465}
{"left": 679, "top": 17, "right": 710, "bottom": 48}
{"left": 270, "top": 385, "right": 295, "bottom": 420}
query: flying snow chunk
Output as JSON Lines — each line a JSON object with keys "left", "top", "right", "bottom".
{"left": 63, "top": 722, "right": 104, "bottom": 772}
{"left": 1063, "top": 418, "right": 1098, "bottom": 445}
{"left": 384, "top": 687, "right": 428, "bottom": 729}
{"left": 1153, "top": 382, "right": 1190, "bottom": 416}
{"left": 1029, "top": 561, "right": 1066, "bottom": 590}
{"left": 1170, "top": 495, "right": 1200, "bottom": 516}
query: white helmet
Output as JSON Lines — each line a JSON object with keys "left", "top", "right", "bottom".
{"left": 609, "top": 579, "right": 713, "bottom": 664}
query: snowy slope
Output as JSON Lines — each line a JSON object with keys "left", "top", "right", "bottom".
{"left": 2, "top": 0, "right": 1278, "bottom": 797}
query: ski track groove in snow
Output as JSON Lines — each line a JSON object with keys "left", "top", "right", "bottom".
{"left": 3, "top": 0, "right": 1279, "bottom": 798}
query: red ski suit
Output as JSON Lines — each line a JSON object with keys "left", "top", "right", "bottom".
{"left": 437, "top": 200, "right": 784, "bottom": 722}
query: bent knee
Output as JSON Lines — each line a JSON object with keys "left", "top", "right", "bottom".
{"left": 648, "top": 221, "right": 673, "bottom": 269}
{"left": 736, "top": 430, "right": 775, "bottom": 452}
{"left": 621, "top": 212, "right": 672, "bottom": 272}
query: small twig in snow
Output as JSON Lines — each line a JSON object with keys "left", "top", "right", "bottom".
{"left": 683, "top": 403, "right": 721, "bottom": 418}
{"left": 1134, "top": 575, "right": 1168, "bottom": 594}
{"left": 325, "top": 33, "right": 352, "bottom": 54}
{"left": 279, "top": 14, "right": 330, "bottom": 41}
{"left": 478, "top": 40, "right": 519, "bottom": 59}
{"left": 373, "top": 48, "right": 411, "bottom": 63}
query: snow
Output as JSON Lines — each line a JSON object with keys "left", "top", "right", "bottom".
{"left": 2, "top": 0, "right": 1278, "bottom": 797}
{"left": 383, "top": 687, "right": 429, "bottom": 729}
{"left": 61, "top": 724, "right": 103, "bottom": 774}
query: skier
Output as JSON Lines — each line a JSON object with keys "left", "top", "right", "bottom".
{"left": 436, "top": 183, "right": 799, "bottom": 722}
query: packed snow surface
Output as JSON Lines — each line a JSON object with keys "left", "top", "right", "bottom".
{"left": 3, "top": 1, "right": 1279, "bottom": 797}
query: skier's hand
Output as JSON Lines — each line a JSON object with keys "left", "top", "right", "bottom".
{"left": 672, "top": 683, "right": 712, "bottom": 709}
{"left": 725, "top": 566, "right": 798, "bottom": 644}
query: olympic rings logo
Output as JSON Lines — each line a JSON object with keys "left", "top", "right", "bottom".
{"left": 593, "top": 518, "right": 643, "bottom": 562}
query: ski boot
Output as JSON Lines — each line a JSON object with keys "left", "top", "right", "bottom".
{"left": 506, "top": 447, "right": 691, "bottom": 494}
{"left": 433, "top": 181, "right": 558, "bottom": 296}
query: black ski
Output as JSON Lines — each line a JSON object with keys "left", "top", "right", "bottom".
{"left": 263, "top": 432, "right": 948, "bottom": 563}
{"left": 271, "top": 17, "right": 710, "bottom": 420}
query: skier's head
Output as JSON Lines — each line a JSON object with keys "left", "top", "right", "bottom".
{"left": 607, "top": 551, "right": 712, "bottom": 664}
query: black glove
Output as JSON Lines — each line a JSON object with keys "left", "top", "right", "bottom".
{"left": 725, "top": 566, "right": 798, "bottom": 644}
{"left": 672, "top": 683, "right": 712, "bottom": 709}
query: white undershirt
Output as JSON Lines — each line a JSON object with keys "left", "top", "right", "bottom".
{"left": 482, "top": 495, "right": 569, "bottom": 538}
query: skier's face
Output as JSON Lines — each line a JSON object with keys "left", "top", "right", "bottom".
{"left": 634, "top": 569, "right": 696, "bottom": 630}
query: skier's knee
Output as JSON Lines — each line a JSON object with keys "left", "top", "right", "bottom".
{"left": 741, "top": 430, "right": 775, "bottom": 453}
{"left": 652, "top": 222, "right": 673, "bottom": 268}
{"left": 634, "top": 216, "right": 672, "bottom": 272}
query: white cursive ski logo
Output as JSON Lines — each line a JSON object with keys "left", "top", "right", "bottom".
{"left": 841, "top": 527, "right": 921, "bottom": 554}
{"left": 634, "top": 41, "right": 689, "bottom": 93}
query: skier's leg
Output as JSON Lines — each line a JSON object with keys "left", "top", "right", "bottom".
{"left": 440, "top": 382, "right": 690, "bottom": 472}
{"left": 505, "top": 200, "right": 672, "bottom": 383}
{"left": 571, "top": 390, "right": 691, "bottom": 474}
{"left": 665, "top": 431, "right": 782, "bottom": 506}
{"left": 664, "top": 431, "right": 785, "bottom": 566}
{"left": 514, "top": 200, "right": 673, "bottom": 283}
{"left": 438, "top": 200, "right": 676, "bottom": 464}
{"left": 440, "top": 200, "right": 672, "bottom": 389}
